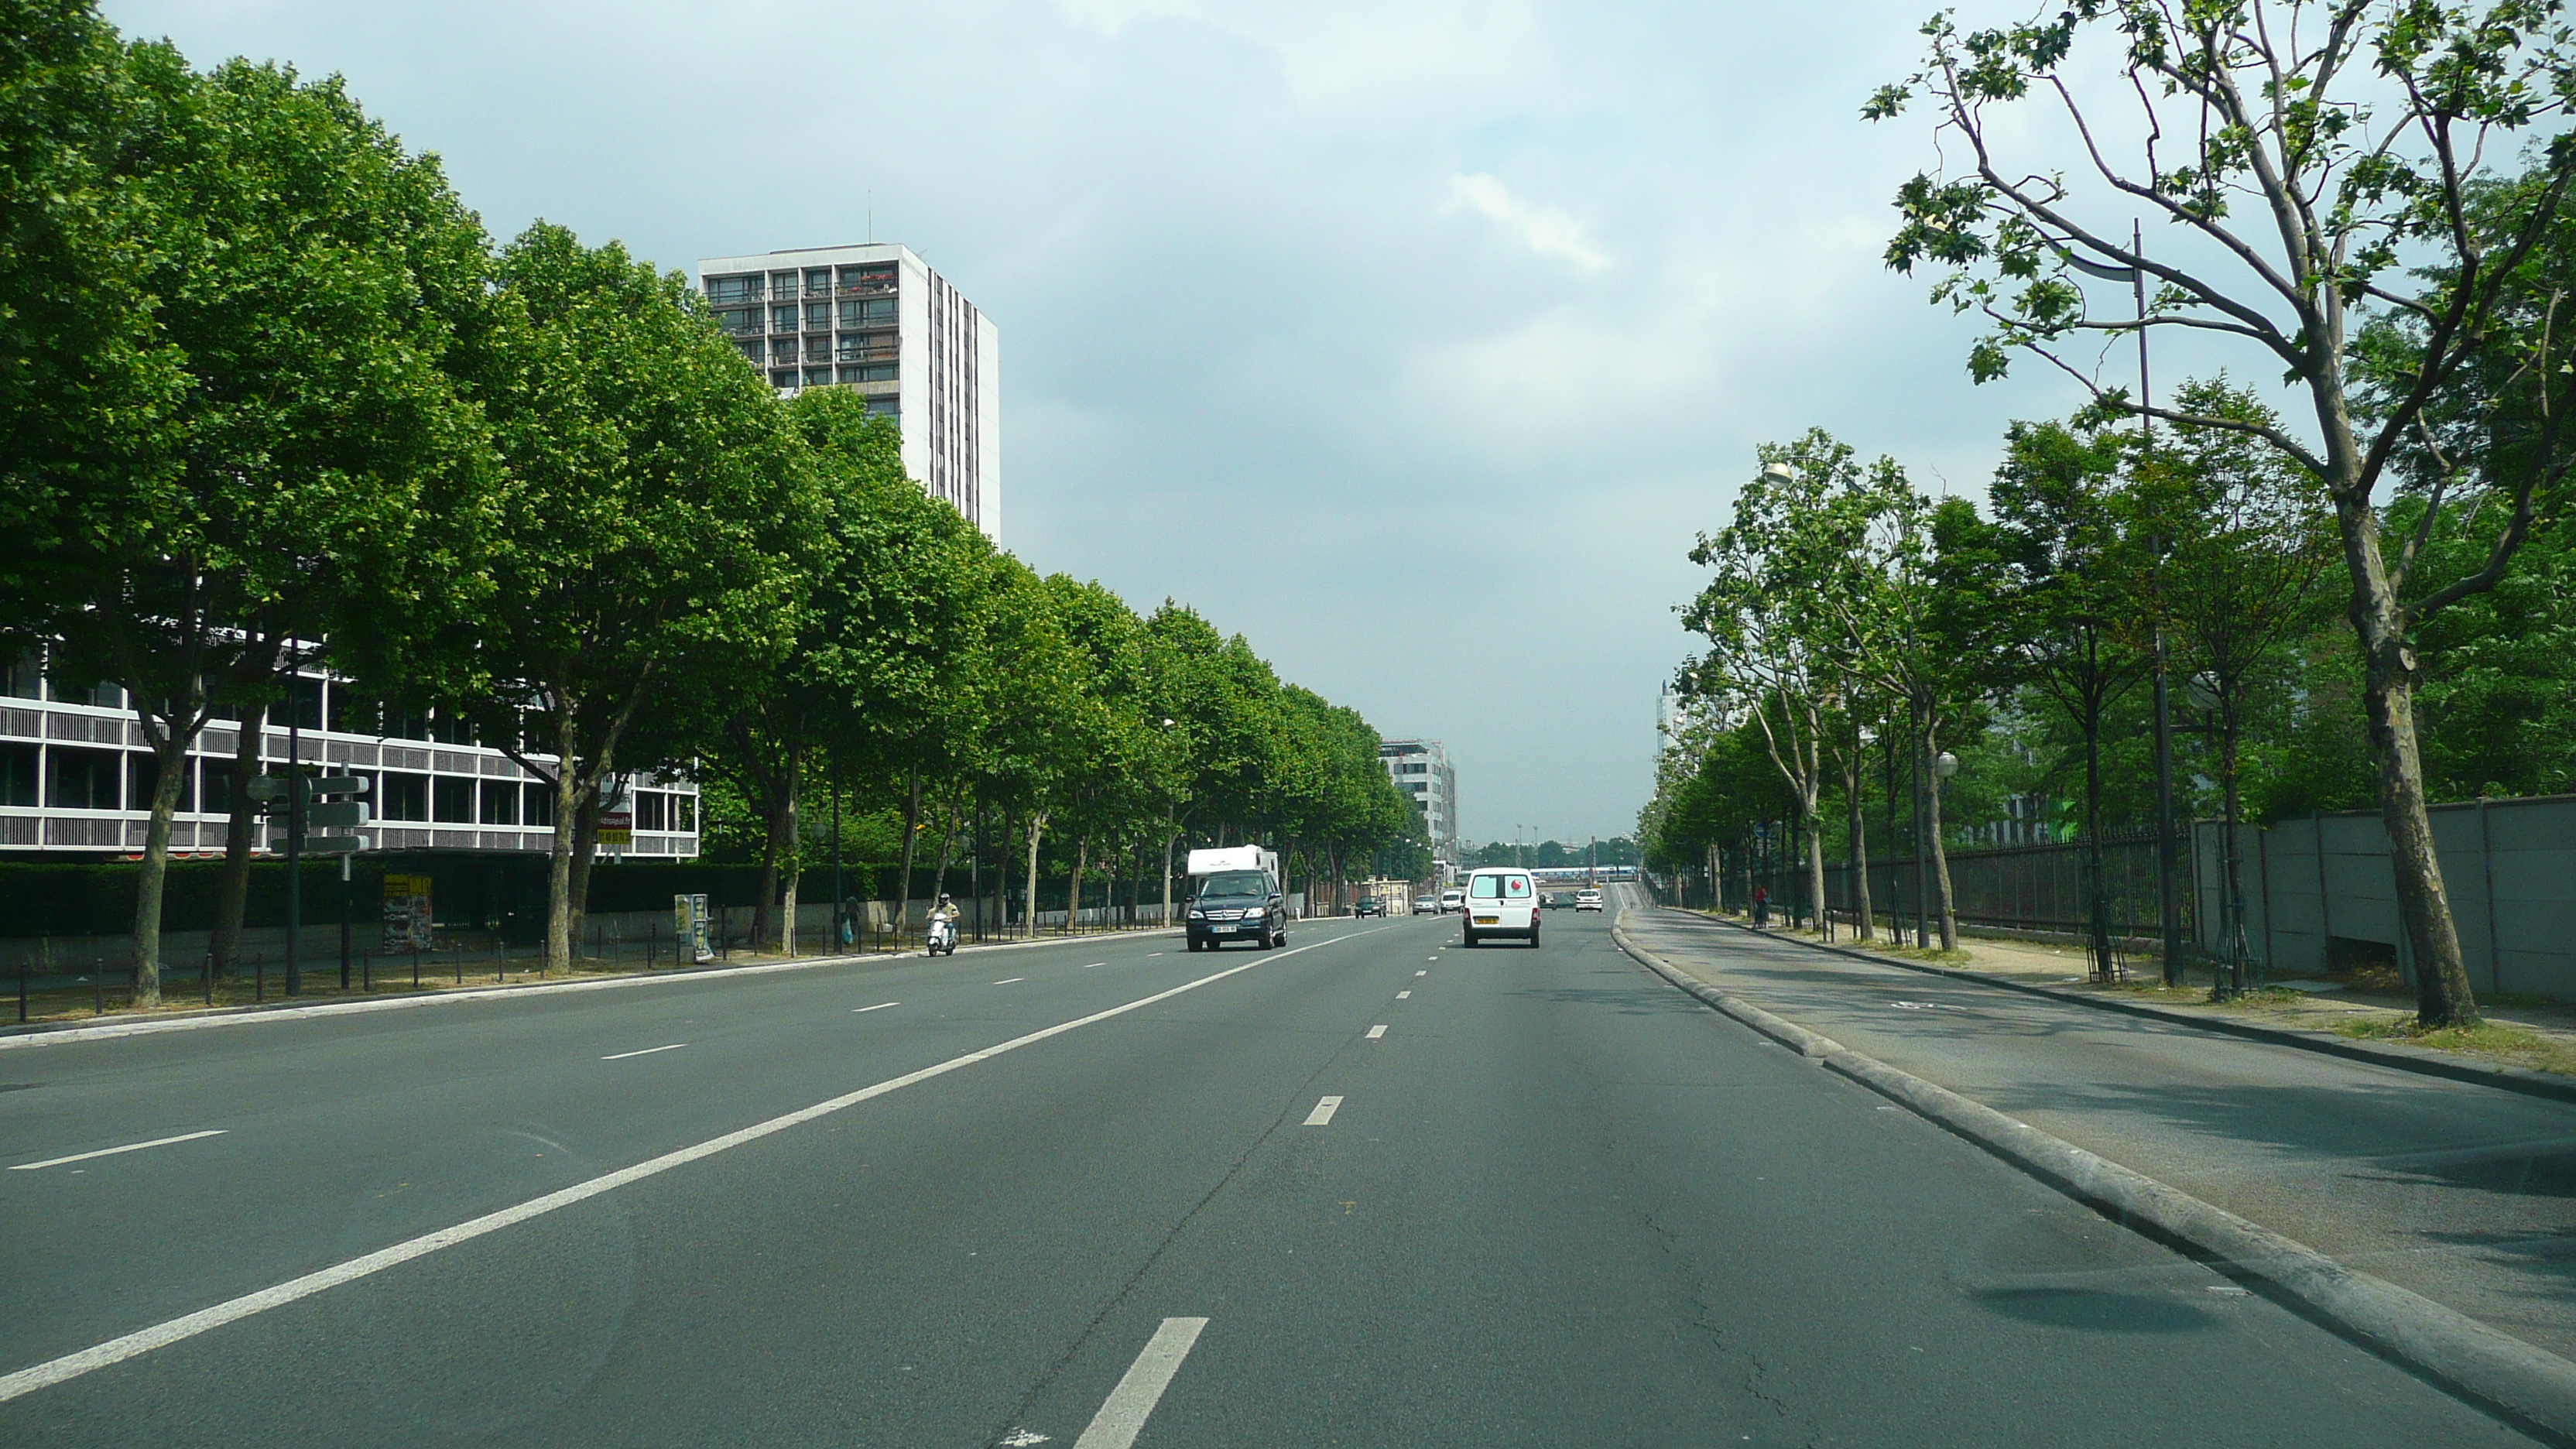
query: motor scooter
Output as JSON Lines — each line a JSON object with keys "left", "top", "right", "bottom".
{"left": 927, "top": 916, "right": 958, "bottom": 956}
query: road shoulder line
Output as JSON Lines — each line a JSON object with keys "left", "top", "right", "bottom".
{"left": 1610, "top": 917, "right": 2576, "bottom": 1446}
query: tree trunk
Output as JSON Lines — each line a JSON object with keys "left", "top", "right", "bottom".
{"left": 1022, "top": 811, "right": 1046, "bottom": 939}
{"left": 211, "top": 696, "right": 269, "bottom": 978}
{"left": 776, "top": 752, "right": 802, "bottom": 955}
{"left": 2082, "top": 698, "right": 2114, "bottom": 981}
{"left": 543, "top": 732, "right": 580, "bottom": 978}
{"left": 895, "top": 766, "right": 923, "bottom": 944}
{"left": 567, "top": 778, "right": 602, "bottom": 961}
{"left": 930, "top": 794, "right": 962, "bottom": 902}
{"left": 1161, "top": 827, "right": 1177, "bottom": 927}
{"left": 1924, "top": 720, "right": 1958, "bottom": 952}
{"left": 2362, "top": 613, "right": 2476, "bottom": 1025}
{"left": 1844, "top": 724, "right": 1872, "bottom": 942}
{"left": 130, "top": 724, "right": 192, "bottom": 1007}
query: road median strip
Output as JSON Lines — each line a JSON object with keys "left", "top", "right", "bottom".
{"left": 1611, "top": 916, "right": 2576, "bottom": 1446}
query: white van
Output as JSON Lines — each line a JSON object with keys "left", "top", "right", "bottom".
{"left": 1461, "top": 868, "right": 1540, "bottom": 948}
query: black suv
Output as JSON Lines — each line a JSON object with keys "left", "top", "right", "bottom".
{"left": 1187, "top": 869, "right": 1285, "bottom": 951}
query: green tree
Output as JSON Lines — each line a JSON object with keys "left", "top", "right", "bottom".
{"left": 447, "top": 224, "right": 816, "bottom": 975}
{"left": 10, "top": 51, "right": 494, "bottom": 1004}
{"left": 1988, "top": 419, "right": 2150, "bottom": 978}
{"left": 1871, "top": 2, "right": 2576, "bottom": 1024}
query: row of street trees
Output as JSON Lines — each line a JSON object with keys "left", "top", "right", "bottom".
{"left": 1648, "top": 0, "right": 2576, "bottom": 1027}
{"left": 0, "top": 2, "right": 1422, "bottom": 1002}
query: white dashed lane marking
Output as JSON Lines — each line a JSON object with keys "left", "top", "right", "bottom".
{"left": 1365, "top": 1025, "right": 1388, "bottom": 1040}
{"left": 1303, "top": 1096, "right": 1343, "bottom": 1125}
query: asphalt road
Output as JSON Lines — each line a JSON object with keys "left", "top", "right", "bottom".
{"left": 0, "top": 908, "right": 2535, "bottom": 1446}
{"left": 1620, "top": 904, "right": 2576, "bottom": 1363}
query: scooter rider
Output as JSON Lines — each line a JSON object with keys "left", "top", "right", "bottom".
{"left": 927, "top": 892, "right": 960, "bottom": 953}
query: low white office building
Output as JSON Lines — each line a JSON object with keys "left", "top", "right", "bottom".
{"left": 696, "top": 242, "right": 999, "bottom": 540}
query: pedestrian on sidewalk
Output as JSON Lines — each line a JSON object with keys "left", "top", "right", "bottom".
{"left": 1752, "top": 886, "right": 1769, "bottom": 929}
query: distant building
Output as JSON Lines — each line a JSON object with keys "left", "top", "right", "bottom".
{"left": 694, "top": 242, "right": 999, "bottom": 539}
{"left": 1379, "top": 738, "right": 1458, "bottom": 864}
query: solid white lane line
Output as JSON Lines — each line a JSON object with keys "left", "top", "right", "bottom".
{"left": 1074, "top": 1317, "right": 1210, "bottom": 1449}
{"left": 1396, "top": 991, "right": 1410, "bottom": 999}
{"left": 600, "top": 1043, "right": 687, "bottom": 1061}
{"left": 854, "top": 1002, "right": 899, "bottom": 1013}
{"left": 0, "top": 928, "right": 1389, "bottom": 1405}
{"left": 993, "top": 978, "right": 1026, "bottom": 985}
{"left": 9, "top": 1130, "right": 227, "bottom": 1173}
{"left": 1083, "top": 962, "right": 1105, "bottom": 968}
{"left": 1303, "top": 1096, "right": 1342, "bottom": 1126}
{"left": 1365, "top": 1025, "right": 1388, "bottom": 1040}
{"left": 1415, "top": 970, "right": 1427, "bottom": 977}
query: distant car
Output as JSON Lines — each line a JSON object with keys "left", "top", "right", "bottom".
{"left": 1412, "top": 896, "right": 1439, "bottom": 915}
{"left": 1438, "top": 889, "right": 1465, "bottom": 914}
{"left": 1542, "top": 892, "right": 1574, "bottom": 910}
{"left": 1461, "top": 868, "right": 1540, "bottom": 947}
{"left": 1575, "top": 889, "right": 1604, "bottom": 913}
{"left": 1352, "top": 896, "right": 1384, "bottom": 917}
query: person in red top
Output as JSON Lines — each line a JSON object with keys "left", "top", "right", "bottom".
{"left": 1752, "top": 885, "right": 1770, "bottom": 928}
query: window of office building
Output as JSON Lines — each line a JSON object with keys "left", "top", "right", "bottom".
{"left": 51, "top": 678, "right": 122, "bottom": 709}
{"left": 430, "top": 710, "right": 474, "bottom": 746}
{"left": 771, "top": 304, "right": 798, "bottom": 331}
{"left": 865, "top": 397, "right": 898, "bottom": 420}
{"left": 276, "top": 676, "right": 322, "bottom": 731}
{"left": 128, "top": 752, "right": 194, "bottom": 814}
{"left": 677, "top": 794, "right": 696, "bottom": 831}
{"left": 803, "top": 367, "right": 834, "bottom": 387}
{"left": 738, "top": 339, "right": 763, "bottom": 364}
{"left": 634, "top": 791, "right": 669, "bottom": 831}
{"left": 522, "top": 781, "right": 556, "bottom": 827}
{"left": 46, "top": 747, "right": 121, "bottom": 809}
{"left": 329, "top": 688, "right": 379, "bottom": 736}
{"left": 200, "top": 757, "right": 236, "bottom": 814}
{"left": 852, "top": 363, "right": 896, "bottom": 382}
{"left": 479, "top": 779, "right": 519, "bottom": 825}
{"left": 433, "top": 776, "right": 474, "bottom": 822}
{"left": 0, "top": 742, "right": 36, "bottom": 806}
{"left": 706, "top": 274, "right": 761, "bottom": 303}
{"left": 3, "top": 650, "right": 39, "bottom": 701}
{"left": 382, "top": 705, "right": 430, "bottom": 742}
{"left": 805, "top": 268, "right": 832, "bottom": 296}
{"left": 380, "top": 771, "right": 429, "bottom": 821}
{"left": 769, "top": 270, "right": 799, "bottom": 297}
{"left": 804, "top": 301, "right": 831, "bottom": 330}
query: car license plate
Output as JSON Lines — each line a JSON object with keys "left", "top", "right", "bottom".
{"left": 1474, "top": 915, "right": 1499, "bottom": 925}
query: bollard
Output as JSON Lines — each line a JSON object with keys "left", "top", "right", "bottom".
{"left": 410, "top": 947, "right": 418, "bottom": 989}
{"left": 16, "top": 956, "right": 24, "bottom": 1023}
{"left": 94, "top": 957, "right": 104, "bottom": 1016}
{"left": 255, "top": 953, "right": 265, "bottom": 1002}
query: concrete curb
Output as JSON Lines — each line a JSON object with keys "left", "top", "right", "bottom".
{"left": 0, "top": 925, "right": 1188, "bottom": 1052}
{"left": 1663, "top": 909, "right": 2576, "bottom": 1107}
{"left": 1611, "top": 919, "right": 2576, "bottom": 1446}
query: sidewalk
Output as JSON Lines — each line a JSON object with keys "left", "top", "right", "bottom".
{"left": 1722, "top": 909, "right": 2576, "bottom": 1081}
{"left": 1617, "top": 903, "right": 2576, "bottom": 1365}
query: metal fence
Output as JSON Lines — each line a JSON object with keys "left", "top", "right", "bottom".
{"left": 1822, "top": 828, "right": 2184, "bottom": 941}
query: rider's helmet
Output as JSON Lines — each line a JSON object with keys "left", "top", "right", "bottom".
{"left": 937, "top": 892, "right": 954, "bottom": 905}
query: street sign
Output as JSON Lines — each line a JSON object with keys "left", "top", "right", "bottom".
{"left": 307, "top": 800, "right": 371, "bottom": 830}
{"left": 309, "top": 776, "right": 370, "bottom": 798}
{"left": 598, "top": 809, "right": 633, "bottom": 847}
{"left": 301, "top": 834, "right": 366, "bottom": 855}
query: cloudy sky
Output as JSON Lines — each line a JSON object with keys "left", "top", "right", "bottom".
{"left": 104, "top": 0, "right": 2136, "bottom": 846}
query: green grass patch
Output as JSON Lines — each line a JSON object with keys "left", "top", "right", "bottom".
{"left": 2336, "top": 1016, "right": 2576, "bottom": 1075}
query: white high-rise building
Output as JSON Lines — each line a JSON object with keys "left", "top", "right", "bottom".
{"left": 1379, "top": 738, "right": 1458, "bottom": 865}
{"left": 694, "top": 243, "right": 999, "bottom": 539}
